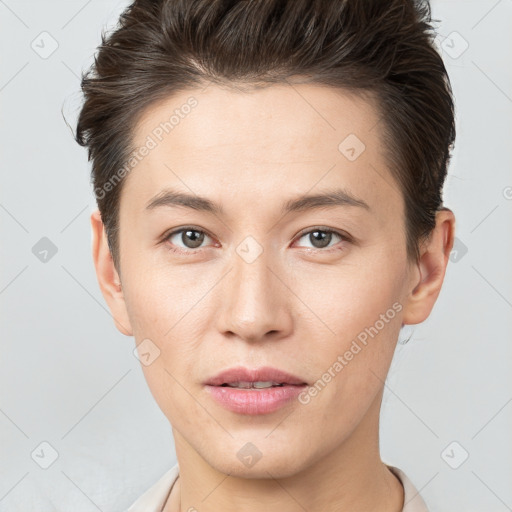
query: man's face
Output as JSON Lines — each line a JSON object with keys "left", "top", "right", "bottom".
{"left": 114, "top": 83, "right": 418, "bottom": 477}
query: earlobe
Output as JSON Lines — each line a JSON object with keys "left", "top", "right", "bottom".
{"left": 90, "top": 209, "right": 133, "bottom": 336}
{"left": 401, "top": 208, "right": 456, "bottom": 325}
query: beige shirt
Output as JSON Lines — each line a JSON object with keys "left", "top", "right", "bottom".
{"left": 126, "top": 463, "right": 429, "bottom": 512}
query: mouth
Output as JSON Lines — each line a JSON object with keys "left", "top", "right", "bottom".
{"left": 203, "top": 365, "right": 308, "bottom": 387}
{"left": 219, "top": 381, "right": 293, "bottom": 389}
{"left": 203, "top": 366, "right": 308, "bottom": 415}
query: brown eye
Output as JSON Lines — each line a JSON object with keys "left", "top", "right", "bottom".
{"left": 295, "top": 228, "right": 347, "bottom": 251}
{"left": 166, "top": 228, "right": 210, "bottom": 250}
{"left": 308, "top": 230, "right": 333, "bottom": 249}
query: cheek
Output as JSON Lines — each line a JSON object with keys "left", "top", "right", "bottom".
{"left": 121, "top": 255, "right": 207, "bottom": 339}
{"left": 295, "top": 254, "right": 405, "bottom": 396}
{"left": 122, "top": 261, "right": 212, "bottom": 397}
{"left": 297, "top": 253, "right": 405, "bottom": 339}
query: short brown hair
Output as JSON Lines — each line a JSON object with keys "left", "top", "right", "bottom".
{"left": 75, "top": 0, "right": 455, "bottom": 272}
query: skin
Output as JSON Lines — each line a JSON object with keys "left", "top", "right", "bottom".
{"left": 91, "top": 82, "right": 455, "bottom": 512}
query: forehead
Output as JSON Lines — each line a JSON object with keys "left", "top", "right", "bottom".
{"left": 125, "top": 82, "right": 401, "bottom": 220}
{"left": 133, "top": 82, "right": 380, "bottom": 156}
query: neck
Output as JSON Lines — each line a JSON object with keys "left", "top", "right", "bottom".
{"left": 164, "top": 389, "right": 404, "bottom": 512}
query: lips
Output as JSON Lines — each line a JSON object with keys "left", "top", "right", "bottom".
{"left": 204, "top": 366, "right": 308, "bottom": 387}
{"left": 204, "top": 366, "right": 308, "bottom": 415}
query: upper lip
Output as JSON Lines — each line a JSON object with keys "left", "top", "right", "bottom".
{"left": 204, "top": 366, "right": 308, "bottom": 386}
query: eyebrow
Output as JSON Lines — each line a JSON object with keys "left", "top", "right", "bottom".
{"left": 282, "top": 188, "right": 370, "bottom": 214}
{"left": 145, "top": 187, "right": 370, "bottom": 215}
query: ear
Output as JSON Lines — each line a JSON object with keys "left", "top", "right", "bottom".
{"left": 90, "top": 209, "right": 133, "bottom": 336}
{"left": 401, "top": 208, "right": 456, "bottom": 325}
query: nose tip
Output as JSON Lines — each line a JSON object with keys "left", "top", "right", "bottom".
{"left": 215, "top": 253, "right": 293, "bottom": 343}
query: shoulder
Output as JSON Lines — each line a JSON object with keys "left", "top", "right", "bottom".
{"left": 125, "top": 463, "right": 180, "bottom": 512}
{"left": 386, "top": 465, "right": 430, "bottom": 512}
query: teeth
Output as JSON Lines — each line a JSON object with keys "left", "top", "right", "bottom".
{"left": 227, "top": 381, "right": 252, "bottom": 389}
{"left": 225, "top": 381, "right": 282, "bottom": 389}
{"left": 253, "top": 381, "right": 280, "bottom": 389}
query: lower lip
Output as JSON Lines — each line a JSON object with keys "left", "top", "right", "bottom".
{"left": 205, "top": 384, "right": 307, "bottom": 415}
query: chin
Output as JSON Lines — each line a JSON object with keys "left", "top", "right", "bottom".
{"left": 204, "top": 444, "right": 310, "bottom": 480}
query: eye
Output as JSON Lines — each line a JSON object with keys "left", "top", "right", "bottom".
{"left": 164, "top": 227, "right": 214, "bottom": 253}
{"left": 162, "top": 226, "right": 350, "bottom": 255}
{"left": 294, "top": 227, "right": 349, "bottom": 251}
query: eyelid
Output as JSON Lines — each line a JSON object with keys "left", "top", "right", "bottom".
{"left": 162, "top": 225, "right": 351, "bottom": 253}
{"left": 162, "top": 225, "right": 214, "bottom": 242}
{"left": 161, "top": 226, "right": 216, "bottom": 254}
{"left": 295, "top": 225, "right": 351, "bottom": 241}
{"left": 293, "top": 226, "right": 351, "bottom": 251}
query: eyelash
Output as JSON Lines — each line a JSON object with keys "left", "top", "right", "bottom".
{"left": 162, "top": 226, "right": 351, "bottom": 255}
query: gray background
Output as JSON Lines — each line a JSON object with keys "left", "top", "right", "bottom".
{"left": 1, "top": 0, "right": 511, "bottom": 510}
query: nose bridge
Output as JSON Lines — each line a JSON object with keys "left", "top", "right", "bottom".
{"left": 217, "top": 238, "right": 292, "bottom": 341}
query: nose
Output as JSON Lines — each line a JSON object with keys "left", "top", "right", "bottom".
{"left": 215, "top": 246, "right": 294, "bottom": 343}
